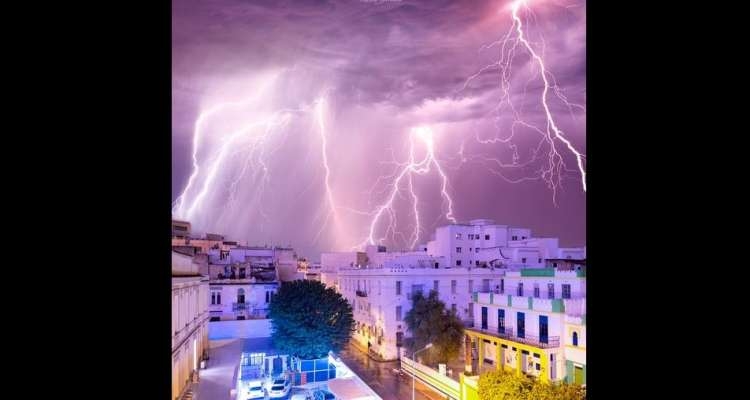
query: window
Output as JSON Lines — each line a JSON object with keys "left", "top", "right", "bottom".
{"left": 547, "top": 283, "right": 555, "bottom": 299}
{"left": 572, "top": 332, "right": 579, "bottom": 346}
{"left": 481, "top": 307, "right": 488, "bottom": 329}
{"left": 456, "top": 247, "right": 462, "bottom": 253}
{"left": 485, "top": 234, "right": 490, "bottom": 240}
{"left": 500, "top": 279, "right": 504, "bottom": 293}
{"left": 396, "top": 281, "right": 402, "bottom": 295}
{"left": 210, "top": 316, "right": 220, "bottom": 322}
{"left": 533, "top": 284, "right": 540, "bottom": 298}
{"left": 211, "top": 292, "right": 216, "bottom": 305}
{"left": 468, "top": 280, "right": 473, "bottom": 293}
{"left": 539, "top": 315, "right": 548, "bottom": 344}
{"left": 456, "top": 233, "right": 462, "bottom": 240}
{"left": 468, "top": 302, "right": 474, "bottom": 319}
{"left": 512, "top": 235, "right": 518, "bottom": 240}
{"left": 482, "top": 279, "right": 490, "bottom": 291}
{"left": 498, "top": 309, "right": 505, "bottom": 334}
{"left": 217, "top": 293, "right": 221, "bottom": 304}
{"left": 469, "top": 248, "right": 472, "bottom": 252}
{"left": 475, "top": 248, "right": 479, "bottom": 253}
{"left": 517, "top": 283, "right": 524, "bottom": 296}
{"left": 451, "top": 304, "right": 457, "bottom": 313}
{"left": 434, "top": 262, "right": 439, "bottom": 268}
{"left": 396, "top": 332, "right": 404, "bottom": 347}
{"left": 265, "top": 291, "right": 270, "bottom": 303}
{"left": 433, "top": 280, "right": 439, "bottom": 293}
{"left": 562, "top": 284, "right": 571, "bottom": 299}
{"left": 521, "top": 257, "right": 527, "bottom": 264}
{"left": 475, "top": 260, "right": 479, "bottom": 266}
{"left": 237, "top": 315, "right": 245, "bottom": 320}
{"left": 468, "top": 234, "right": 473, "bottom": 240}
{"left": 451, "top": 280, "right": 457, "bottom": 294}
{"left": 517, "top": 312, "right": 525, "bottom": 338}
{"left": 396, "top": 306, "right": 402, "bottom": 321}
{"left": 522, "top": 236, "right": 526, "bottom": 240}
{"left": 538, "top": 258, "right": 542, "bottom": 263}
{"left": 456, "top": 260, "right": 462, "bottom": 266}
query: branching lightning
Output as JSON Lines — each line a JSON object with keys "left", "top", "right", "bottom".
{"left": 361, "top": 126, "right": 457, "bottom": 250}
{"left": 312, "top": 96, "right": 343, "bottom": 244}
{"left": 461, "top": 0, "right": 586, "bottom": 205}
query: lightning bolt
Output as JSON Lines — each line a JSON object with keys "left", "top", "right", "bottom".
{"left": 461, "top": 0, "right": 586, "bottom": 205}
{"left": 362, "top": 126, "right": 457, "bottom": 250}
{"left": 312, "top": 96, "right": 343, "bottom": 244}
{"left": 172, "top": 73, "right": 280, "bottom": 219}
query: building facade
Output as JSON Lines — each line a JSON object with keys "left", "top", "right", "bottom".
{"left": 172, "top": 251, "right": 210, "bottom": 400}
{"left": 464, "top": 268, "right": 586, "bottom": 385}
{"left": 208, "top": 280, "right": 279, "bottom": 321}
{"left": 320, "top": 219, "right": 585, "bottom": 363}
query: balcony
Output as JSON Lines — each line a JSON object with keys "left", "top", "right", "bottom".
{"left": 232, "top": 302, "right": 248, "bottom": 311}
{"left": 466, "top": 325, "right": 560, "bottom": 348}
{"left": 355, "top": 289, "right": 368, "bottom": 297}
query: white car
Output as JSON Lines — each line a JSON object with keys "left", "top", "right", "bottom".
{"left": 267, "top": 377, "right": 291, "bottom": 398}
{"left": 290, "top": 394, "right": 311, "bottom": 400}
{"left": 246, "top": 384, "right": 265, "bottom": 399}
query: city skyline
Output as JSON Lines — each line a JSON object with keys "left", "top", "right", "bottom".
{"left": 172, "top": 0, "right": 586, "bottom": 257}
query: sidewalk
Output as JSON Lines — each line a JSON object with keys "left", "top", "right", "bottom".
{"left": 194, "top": 338, "right": 245, "bottom": 400}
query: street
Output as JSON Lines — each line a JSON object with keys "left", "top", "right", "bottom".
{"left": 337, "top": 343, "right": 448, "bottom": 400}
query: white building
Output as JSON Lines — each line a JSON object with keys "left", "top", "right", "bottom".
{"left": 425, "top": 219, "right": 584, "bottom": 269}
{"left": 172, "top": 251, "right": 210, "bottom": 400}
{"left": 320, "top": 219, "right": 585, "bottom": 362}
{"left": 204, "top": 247, "right": 286, "bottom": 321}
{"left": 465, "top": 267, "right": 586, "bottom": 385}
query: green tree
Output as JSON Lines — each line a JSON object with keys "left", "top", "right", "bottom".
{"left": 403, "top": 290, "right": 464, "bottom": 365}
{"left": 478, "top": 370, "right": 585, "bottom": 400}
{"left": 268, "top": 280, "right": 354, "bottom": 359}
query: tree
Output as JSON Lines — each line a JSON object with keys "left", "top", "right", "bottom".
{"left": 477, "top": 370, "right": 585, "bottom": 400}
{"left": 268, "top": 280, "right": 354, "bottom": 359}
{"left": 403, "top": 290, "right": 464, "bottom": 365}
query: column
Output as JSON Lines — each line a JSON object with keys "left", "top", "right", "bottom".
{"left": 495, "top": 343, "right": 502, "bottom": 371}
{"left": 540, "top": 351, "right": 549, "bottom": 383}
{"left": 515, "top": 348, "right": 522, "bottom": 376}
{"left": 478, "top": 339, "right": 485, "bottom": 372}
{"left": 464, "top": 334, "right": 473, "bottom": 374}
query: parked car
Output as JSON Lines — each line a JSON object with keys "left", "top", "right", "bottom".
{"left": 246, "top": 384, "right": 265, "bottom": 399}
{"left": 290, "top": 393, "right": 311, "bottom": 400}
{"left": 268, "top": 377, "right": 291, "bottom": 398}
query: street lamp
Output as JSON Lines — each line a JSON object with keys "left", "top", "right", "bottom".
{"left": 412, "top": 343, "right": 433, "bottom": 400}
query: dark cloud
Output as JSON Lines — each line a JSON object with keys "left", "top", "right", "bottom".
{"left": 173, "top": 0, "right": 586, "bottom": 257}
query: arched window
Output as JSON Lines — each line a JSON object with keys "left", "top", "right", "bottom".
{"left": 237, "top": 288, "right": 245, "bottom": 304}
{"left": 572, "top": 332, "right": 579, "bottom": 346}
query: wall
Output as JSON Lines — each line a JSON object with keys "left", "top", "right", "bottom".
{"left": 208, "top": 319, "right": 273, "bottom": 340}
{"left": 208, "top": 283, "right": 278, "bottom": 319}
{"left": 339, "top": 267, "right": 506, "bottom": 360}
{"left": 172, "top": 251, "right": 199, "bottom": 275}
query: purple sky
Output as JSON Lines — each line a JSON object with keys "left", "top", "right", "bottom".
{"left": 172, "top": 0, "right": 586, "bottom": 258}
